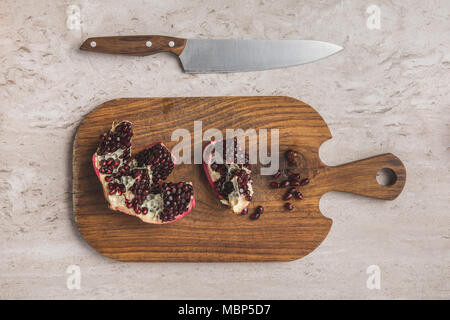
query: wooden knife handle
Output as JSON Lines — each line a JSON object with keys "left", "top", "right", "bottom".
{"left": 323, "top": 153, "right": 406, "bottom": 200}
{"left": 80, "top": 35, "right": 187, "bottom": 56}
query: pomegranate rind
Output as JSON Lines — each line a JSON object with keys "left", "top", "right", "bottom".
{"left": 92, "top": 123, "right": 193, "bottom": 224}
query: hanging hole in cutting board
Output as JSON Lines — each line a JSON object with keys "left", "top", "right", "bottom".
{"left": 376, "top": 168, "right": 397, "bottom": 186}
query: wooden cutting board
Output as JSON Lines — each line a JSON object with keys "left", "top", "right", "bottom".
{"left": 73, "top": 97, "right": 406, "bottom": 262}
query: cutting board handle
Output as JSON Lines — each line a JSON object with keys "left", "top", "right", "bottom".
{"left": 324, "top": 153, "right": 406, "bottom": 200}
{"left": 80, "top": 35, "right": 187, "bottom": 56}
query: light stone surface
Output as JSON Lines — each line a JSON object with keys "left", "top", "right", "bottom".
{"left": 0, "top": 0, "right": 449, "bottom": 299}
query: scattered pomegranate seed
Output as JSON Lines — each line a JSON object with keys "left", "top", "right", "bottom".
{"left": 300, "top": 178, "right": 310, "bottom": 186}
{"left": 288, "top": 173, "right": 300, "bottom": 180}
{"left": 283, "top": 192, "right": 293, "bottom": 200}
{"left": 287, "top": 187, "right": 297, "bottom": 194}
{"left": 280, "top": 180, "right": 290, "bottom": 188}
{"left": 285, "top": 150, "right": 296, "bottom": 162}
{"left": 284, "top": 202, "right": 294, "bottom": 210}
{"left": 290, "top": 180, "right": 300, "bottom": 186}
{"left": 294, "top": 192, "right": 304, "bottom": 200}
{"left": 273, "top": 170, "right": 282, "bottom": 179}
{"left": 250, "top": 212, "right": 260, "bottom": 220}
{"left": 241, "top": 207, "right": 248, "bottom": 215}
{"left": 255, "top": 206, "right": 264, "bottom": 215}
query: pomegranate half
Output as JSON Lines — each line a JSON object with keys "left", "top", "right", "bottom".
{"left": 92, "top": 121, "right": 195, "bottom": 224}
{"left": 203, "top": 138, "right": 253, "bottom": 214}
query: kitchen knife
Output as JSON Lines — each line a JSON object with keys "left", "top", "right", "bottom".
{"left": 80, "top": 35, "right": 342, "bottom": 73}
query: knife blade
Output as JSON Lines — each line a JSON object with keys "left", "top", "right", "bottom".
{"left": 80, "top": 35, "right": 342, "bottom": 73}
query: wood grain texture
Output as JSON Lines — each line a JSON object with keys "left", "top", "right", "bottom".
{"left": 80, "top": 35, "right": 186, "bottom": 56}
{"left": 72, "top": 97, "right": 406, "bottom": 262}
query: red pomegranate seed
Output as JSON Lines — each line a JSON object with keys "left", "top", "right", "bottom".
{"left": 294, "top": 192, "right": 304, "bottom": 200}
{"left": 280, "top": 180, "right": 290, "bottom": 188}
{"left": 285, "top": 150, "right": 296, "bottom": 162}
{"left": 290, "top": 180, "right": 300, "bottom": 186}
{"left": 255, "top": 206, "right": 264, "bottom": 215}
{"left": 241, "top": 207, "right": 248, "bottom": 215}
{"left": 288, "top": 173, "right": 300, "bottom": 180}
{"left": 300, "top": 178, "right": 310, "bottom": 186}
{"left": 250, "top": 212, "right": 260, "bottom": 220}
{"left": 284, "top": 202, "right": 294, "bottom": 210}
{"left": 287, "top": 187, "right": 297, "bottom": 194}
{"left": 283, "top": 193, "right": 293, "bottom": 200}
{"left": 273, "top": 170, "right": 282, "bottom": 179}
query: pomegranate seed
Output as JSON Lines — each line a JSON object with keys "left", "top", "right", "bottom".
{"left": 285, "top": 150, "right": 296, "bottom": 162}
{"left": 241, "top": 207, "right": 248, "bottom": 215}
{"left": 105, "top": 176, "right": 113, "bottom": 182}
{"left": 288, "top": 173, "right": 300, "bottom": 180}
{"left": 142, "top": 207, "right": 148, "bottom": 215}
{"left": 109, "top": 189, "right": 116, "bottom": 195}
{"left": 270, "top": 181, "right": 280, "bottom": 188}
{"left": 280, "top": 180, "right": 290, "bottom": 188}
{"left": 283, "top": 193, "right": 293, "bottom": 200}
{"left": 250, "top": 212, "right": 260, "bottom": 220}
{"left": 290, "top": 180, "right": 300, "bottom": 186}
{"left": 300, "top": 178, "right": 310, "bottom": 186}
{"left": 255, "top": 206, "right": 264, "bottom": 215}
{"left": 287, "top": 187, "right": 297, "bottom": 194}
{"left": 294, "top": 192, "right": 304, "bottom": 200}
{"left": 284, "top": 202, "right": 294, "bottom": 210}
{"left": 273, "top": 170, "right": 281, "bottom": 179}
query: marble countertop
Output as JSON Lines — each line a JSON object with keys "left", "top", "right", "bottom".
{"left": 0, "top": 0, "right": 448, "bottom": 299}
